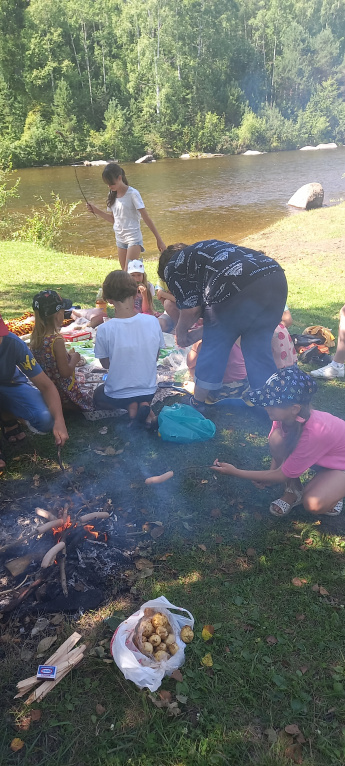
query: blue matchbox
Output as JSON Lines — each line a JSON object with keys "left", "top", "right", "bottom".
{"left": 36, "top": 665, "right": 57, "bottom": 680}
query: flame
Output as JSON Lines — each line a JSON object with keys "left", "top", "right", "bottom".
{"left": 53, "top": 515, "right": 72, "bottom": 537}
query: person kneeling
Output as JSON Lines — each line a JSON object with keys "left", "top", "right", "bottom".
{"left": 0, "top": 314, "right": 68, "bottom": 469}
{"left": 93, "top": 271, "right": 165, "bottom": 428}
{"left": 212, "top": 367, "right": 345, "bottom": 518}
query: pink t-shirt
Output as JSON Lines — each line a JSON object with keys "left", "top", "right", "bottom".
{"left": 270, "top": 409, "right": 345, "bottom": 478}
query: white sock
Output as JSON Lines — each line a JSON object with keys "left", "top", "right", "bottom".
{"left": 332, "top": 360, "right": 344, "bottom": 367}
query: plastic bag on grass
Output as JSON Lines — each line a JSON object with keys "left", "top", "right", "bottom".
{"left": 158, "top": 402, "right": 216, "bottom": 443}
{"left": 110, "top": 596, "right": 194, "bottom": 691}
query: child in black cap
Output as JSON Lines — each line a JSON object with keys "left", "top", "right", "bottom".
{"left": 212, "top": 367, "right": 345, "bottom": 517}
{"left": 31, "top": 290, "right": 93, "bottom": 411}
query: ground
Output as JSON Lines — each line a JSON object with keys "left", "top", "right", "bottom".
{"left": 1, "top": 204, "right": 345, "bottom": 766}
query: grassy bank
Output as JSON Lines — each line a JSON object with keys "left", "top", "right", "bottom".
{"left": 1, "top": 205, "right": 345, "bottom": 766}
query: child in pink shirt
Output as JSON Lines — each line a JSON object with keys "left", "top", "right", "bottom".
{"left": 212, "top": 367, "right": 345, "bottom": 518}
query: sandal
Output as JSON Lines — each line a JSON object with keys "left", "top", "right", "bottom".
{"left": 269, "top": 486, "right": 303, "bottom": 517}
{"left": 325, "top": 499, "right": 343, "bottom": 516}
{"left": 1, "top": 418, "right": 26, "bottom": 444}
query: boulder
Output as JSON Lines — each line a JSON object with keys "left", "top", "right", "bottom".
{"left": 288, "top": 182, "right": 324, "bottom": 210}
{"left": 242, "top": 150, "right": 263, "bottom": 155}
{"left": 300, "top": 146, "right": 317, "bottom": 151}
{"left": 180, "top": 153, "right": 190, "bottom": 159}
{"left": 135, "top": 154, "right": 155, "bottom": 164}
{"left": 315, "top": 142, "right": 337, "bottom": 150}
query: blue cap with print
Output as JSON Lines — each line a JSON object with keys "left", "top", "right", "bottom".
{"left": 249, "top": 367, "right": 317, "bottom": 407}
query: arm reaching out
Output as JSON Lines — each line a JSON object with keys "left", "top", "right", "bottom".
{"left": 211, "top": 459, "right": 286, "bottom": 484}
{"left": 86, "top": 202, "right": 113, "bottom": 223}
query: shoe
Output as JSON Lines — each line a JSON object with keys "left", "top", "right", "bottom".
{"left": 325, "top": 499, "right": 343, "bottom": 516}
{"left": 189, "top": 395, "right": 206, "bottom": 414}
{"left": 269, "top": 487, "right": 303, "bottom": 517}
{"left": 311, "top": 362, "right": 344, "bottom": 379}
{"left": 205, "top": 380, "right": 249, "bottom": 404}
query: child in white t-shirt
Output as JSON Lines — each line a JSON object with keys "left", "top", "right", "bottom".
{"left": 93, "top": 270, "right": 165, "bottom": 428}
{"left": 87, "top": 163, "right": 166, "bottom": 270}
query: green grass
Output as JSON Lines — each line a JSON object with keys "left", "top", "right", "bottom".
{"left": 1, "top": 205, "right": 345, "bottom": 766}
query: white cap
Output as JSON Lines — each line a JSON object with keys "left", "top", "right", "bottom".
{"left": 127, "top": 260, "right": 144, "bottom": 274}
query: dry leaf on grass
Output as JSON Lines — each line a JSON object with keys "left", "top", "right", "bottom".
{"left": 246, "top": 548, "right": 256, "bottom": 557}
{"left": 159, "top": 690, "right": 172, "bottom": 702}
{"left": 151, "top": 525, "right": 164, "bottom": 540}
{"left": 210, "top": 508, "right": 221, "bottom": 519}
{"left": 291, "top": 578, "right": 307, "bottom": 587}
{"left": 266, "top": 635, "right": 278, "bottom": 645}
{"left": 171, "top": 669, "right": 183, "bottom": 682}
{"left": 284, "top": 743, "right": 303, "bottom": 764}
{"left": 202, "top": 625, "right": 215, "bottom": 641}
{"left": 215, "top": 536, "right": 223, "bottom": 544}
{"left": 99, "top": 426, "right": 108, "bottom": 434}
{"left": 264, "top": 727, "right": 278, "bottom": 744}
{"left": 10, "top": 738, "right": 25, "bottom": 752}
{"left": 285, "top": 724, "right": 301, "bottom": 736}
{"left": 30, "top": 709, "right": 42, "bottom": 722}
{"left": 135, "top": 558, "right": 154, "bottom": 570}
{"left": 159, "top": 552, "right": 173, "bottom": 560}
{"left": 312, "top": 584, "right": 320, "bottom": 592}
{"left": 50, "top": 614, "right": 64, "bottom": 626}
{"left": 104, "top": 446, "right": 116, "bottom": 455}
{"left": 149, "top": 695, "right": 181, "bottom": 716}
{"left": 319, "top": 586, "right": 329, "bottom": 596}
{"left": 299, "top": 666, "right": 308, "bottom": 674}
{"left": 96, "top": 704, "right": 106, "bottom": 716}
{"left": 36, "top": 635, "right": 57, "bottom": 656}
{"left": 296, "top": 614, "right": 305, "bottom": 621}
{"left": 201, "top": 652, "right": 213, "bottom": 667}
{"left": 198, "top": 544, "right": 207, "bottom": 552}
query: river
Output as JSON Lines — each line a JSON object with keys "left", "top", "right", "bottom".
{"left": 8, "top": 148, "right": 345, "bottom": 259}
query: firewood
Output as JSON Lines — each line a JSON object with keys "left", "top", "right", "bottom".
{"left": 25, "top": 646, "right": 86, "bottom": 704}
{"left": 5, "top": 551, "right": 46, "bottom": 577}
{"left": 78, "top": 512, "right": 110, "bottom": 523}
{"left": 15, "top": 632, "right": 82, "bottom": 697}
{"left": 41, "top": 542, "right": 66, "bottom": 568}
{"left": 59, "top": 548, "right": 68, "bottom": 597}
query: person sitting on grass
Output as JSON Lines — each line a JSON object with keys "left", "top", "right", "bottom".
{"left": 127, "top": 259, "right": 155, "bottom": 315}
{"left": 212, "top": 367, "right": 345, "bottom": 518}
{"left": 93, "top": 271, "right": 165, "bottom": 429}
{"left": 30, "top": 290, "right": 93, "bottom": 412}
{"left": 311, "top": 303, "right": 345, "bottom": 379}
{"left": 0, "top": 313, "right": 68, "bottom": 470}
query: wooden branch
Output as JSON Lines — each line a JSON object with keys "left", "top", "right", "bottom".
{"left": 15, "top": 632, "right": 82, "bottom": 697}
{"left": 59, "top": 549, "right": 68, "bottom": 597}
{"left": 25, "top": 645, "right": 86, "bottom": 704}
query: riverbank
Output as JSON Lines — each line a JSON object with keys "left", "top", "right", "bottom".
{"left": 1, "top": 206, "right": 345, "bottom": 766}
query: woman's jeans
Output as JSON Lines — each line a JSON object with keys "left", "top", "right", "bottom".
{"left": 0, "top": 371, "right": 53, "bottom": 432}
{"left": 195, "top": 270, "right": 288, "bottom": 391}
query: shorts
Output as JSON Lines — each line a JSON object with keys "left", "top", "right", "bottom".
{"left": 115, "top": 239, "right": 145, "bottom": 252}
{"left": 93, "top": 384, "right": 154, "bottom": 410}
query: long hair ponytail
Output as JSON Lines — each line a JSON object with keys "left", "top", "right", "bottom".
{"left": 102, "top": 163, "right": 128, "bottom": 207}
{"left": 30, "top": 311, "right": 48, "bottom": 351}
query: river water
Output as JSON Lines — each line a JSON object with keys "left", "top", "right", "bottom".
{"left": 9, "top": 148, "right": 345, "bottom": 258}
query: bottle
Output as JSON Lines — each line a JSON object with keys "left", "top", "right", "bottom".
{"left": 96, "top": 288, "right": 107, "bottom": 311}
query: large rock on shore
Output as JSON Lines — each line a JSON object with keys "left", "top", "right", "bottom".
{"left": 135, "top": 154, "right": 156, "bottom": 164}
{"left": 288, "top": 182, "right": 324, "bottom": 210}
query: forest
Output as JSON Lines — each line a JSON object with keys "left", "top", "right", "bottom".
{"left": 0, "top": 0, "right": 344, "bottom": 167}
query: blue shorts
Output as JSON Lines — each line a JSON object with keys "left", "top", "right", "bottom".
{"left": 0, "top": 371, "right": 54, "bottom": 432}
{"left": 116, "top": 240, "right": 145, "bottom": 252}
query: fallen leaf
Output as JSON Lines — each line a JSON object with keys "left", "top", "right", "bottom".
{"left": 242, "top": 624, "right": 254, "bottom": 632}
{"left": 304, "top": 538, "right": 313, "bottom": 545}
{"left": 225, "top": 646, "right": 230, "bottom": 653}
{"left": 151, "top": 525, "right": 164, "bottom": 539}
{"left": 202, "top": 625, "right": 215, "bottom": 641}
{"left": 211, "top": 508, "right": 221, "bottom": 519}
{"left": 171, "top": 669, "right": 183, "bottom": 682}
{"left": 176, "top": 694, "right": 188, "bottom": 704}
{"left": 291, "top": 578, "right": 307, "bottom": 587}
{"left": 104, "top": 446, "right": 116, "bottom": 456}
{"left": 99, "top": 426, "right": 108, "bottom": 434}
{"left": 135, "top": 558, "right": 154, "bottom": 570}
{"left": 312, "top": 584, "right": 320, "bottom": 592}
{"left": 201, "top": 652, "right": 213, "bottom": 667}
{"left": 10, "top": 738, "right": 25, "bottom": 752}
{"left": 182, "top": 522, "right": 193, "bottom": 531}
{"left": 264, "top": 727, "right": 278, "bottom": 744}
{"left": 20, "top": 648, "right": 33, "bottom": 661}
{"left": 96, "top": 704, "right": 106, "bottom": 715}
{"left": 319, "top": 586, "right": 329, "bottom": 596}
{"left": 296, "top": 614, "right": 305, "bottom": 621}
{"left": 159, "top": 553, "right": 173, "bottom": 560}
{"left": 114, "top": 449, "right": 124, "bottom": 455}
{"left": 136, "top": 567, "right": 154, "bottom": 579}
{"left": 266, "top": 635, "right": 278, "bottom": 645}
{"left": 159, "top": 690, "right": 172, "bottom": 702}
{"left": 17, "top": 716, "right": 31, "bottom": 732}
{"left": 285, "top": 724, "right": 301, "bottom": 736}
{"left": 198, "top": 544, "right": 207, "bottom": 552}
{"left": 246, "top": 548, "right": 256, "bottom": 557}
{"left": 31, "top": 617, "right": 50, "bottom": 636}
{"left": 284, "top": 743, "right": 303, "bottom": 764}
{"left": 149, "top": 695, "right": 181, "bottom": 716}
{"left": 50, "top": 614, "right": 64, "bottom": 626}
{"left": 296, "top": 733, "right": 306, "bottom": 744}
{"left": 36, "top": 635, "right": 57, "bottom": 657}
{"left": 215, "top": 536, "right": 223, "bottom": 544}
{"left": 30, "top": 709, "right": 42, "bottom": 722}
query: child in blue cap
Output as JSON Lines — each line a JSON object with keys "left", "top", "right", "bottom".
{"left": 212, "top": 367, "right": 345, "bottom": 517}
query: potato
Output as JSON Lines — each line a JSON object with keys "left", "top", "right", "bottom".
{"left": 150, "top": 633, "right": 161, "bottom": 647}
{"left": 154, "top": 650, "right": 170, "bottom": 662}
{"left": 159, "top": 642, "right": 167, "bottom": 652}
{"left": 142, "top": 641, "right": 153, "bottom": 654}
{"left": 156, "top": 626, "right": 168, "bottom": 639}
{"left": 151, "top": 612, "right": 169, "bottom": 629}
{"left": 180, "top": 626, "right": 194, "bottom": 644}
{"left": 141, "top": 619, "right": 154, "bottom": 638}
{"left": 168, "top": 642, "right": 179, "bottom": 655}
{"left": 165, "top": 633, "right": 176, "bottom": 646}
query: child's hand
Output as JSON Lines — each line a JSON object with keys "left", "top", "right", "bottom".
{"left": 156, "top": 236, "right": 166, "bottom": 253}
{"left": 86, "top": 202, "right": 96, "bottom": 214}
{"left": 211, "top": 459, "right": 238, "bottom": 475}
{"left": 137, "top": 284, "right": 147, "bottom": 295}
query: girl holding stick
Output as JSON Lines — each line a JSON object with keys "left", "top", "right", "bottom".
{"left": 87, "top": 163, "right": 166, "bottom": 269}
{"left": 212, "top": 367, "right": 345, "bottom": 517}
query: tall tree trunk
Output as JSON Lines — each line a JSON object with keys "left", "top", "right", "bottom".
{"left": 69, "top": 28, "right": 82, "bottom": 83}
{"left": 81, "top": 20, "right": 93, "bottom": 112}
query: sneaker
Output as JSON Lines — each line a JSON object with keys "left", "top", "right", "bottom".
{"left": 325, "top": 499, "right": 343, "bottom": 516}
{"left": 189, "top": 395, "right": 206, "bottom": 413}
{"left": 310, "top": 362, "right": 344, "bottom": 379}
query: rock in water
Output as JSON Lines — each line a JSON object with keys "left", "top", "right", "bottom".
{"left": 135, "top": 154, "right": 155, "bottom": 164}
{"left": 288, "top": 182, "right": 324, "bottom": 210}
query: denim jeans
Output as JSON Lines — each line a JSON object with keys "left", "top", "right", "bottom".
{"left": 0, "top": 371, "right": 53, "bottom": 432}
{"left": 195, "top": 270, "right": 288, "bottom": 390}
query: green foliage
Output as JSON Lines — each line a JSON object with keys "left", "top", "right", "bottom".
{"left": 13, "top": 192, "right": 80, "bottom": 247}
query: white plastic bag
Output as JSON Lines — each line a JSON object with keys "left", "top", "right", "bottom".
{"left": 110, "top": 596, "right": 194, "bottom": 691}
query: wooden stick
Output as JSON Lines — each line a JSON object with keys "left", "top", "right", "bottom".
{"left": 59, "top": 548, "right": 68, "bottom": 597}
{"left": 25, "top": 648, "right": 85, "bottom": 704}
{"left": 15, "top": 632, "right": 82, "bottom": 696}
{"left": 14, "top": 644, "right": 85, "bottom": 698}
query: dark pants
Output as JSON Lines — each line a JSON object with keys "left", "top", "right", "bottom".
{"left": 0, "top": 371, "right": 53, "bottom": 432}
{"left": 195, "top": 270, "right": 288, "bottom": 390}
{"left": 93, "top": 385, "right": 154, "bottom": 410}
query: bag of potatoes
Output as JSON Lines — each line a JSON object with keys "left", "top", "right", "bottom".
{"left": 110, "top": 596, "right": 194, "bottom": 691}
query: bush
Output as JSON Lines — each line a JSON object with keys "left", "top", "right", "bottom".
{"left": 13, "top": 193, "right": 80, "bottom": 248}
